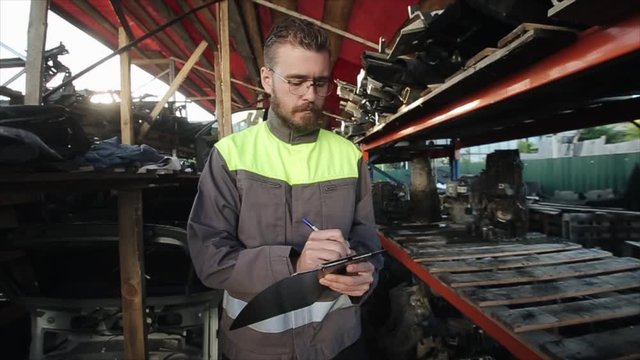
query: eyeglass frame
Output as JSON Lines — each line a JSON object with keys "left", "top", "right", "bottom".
{"left": 267, "top": 68, "right": 334, "bottom": 97}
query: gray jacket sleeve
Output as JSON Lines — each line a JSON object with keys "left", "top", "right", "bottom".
{"left": 187, "top": 149, "right": 293, "bottom": 298}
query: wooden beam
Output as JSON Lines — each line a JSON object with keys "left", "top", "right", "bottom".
{"left": 48, "top": 4, "right": 166, "bottom": 93}
{"left": 110, "top": 0, "right": 134, "bottom": 41}
{"left": 495, "top": 293, "right": 640, "bottom": 333}
{"left": 117, "top": 188, "right": 148, "bottom": 360}
{"left": 156, "top": 0, "right": 198, "bottom": 57}
{"left": 252, "top": 0, "right": 379, "bottom": 50}
{"left": 176, "top": 0, "right": 218, "bottom": 57}
{"left": 163, "top": 0, "right": 250, "bottom": 107}
{"left": 464, "top": 270, "right": 640, "bottom": 307}
{"left": 170, "top": 56, "right": 254, "bottom": 104}
{"left": 177, "top": 0, "right": 254, "bottom": 104}
{"left": 119, "top": 28, "right": 134, "bottom": 145}
{"left": 158, "top": 0, "right": 241, "bottom": 107}
{"left": 50, "top": 2, "right": 218, "bottom": 114}
{"left": 71, "top": 0, "right": 119, "bottom": 40}
{"left": 66, "top": 0, "right": 172, "bottom": 77}
{"left": 25, "top": 0, "right": 49, "bottom": 105}
{"left": 231, "top": 78, "right": 265, "bottom": 93}
{"left": 46, "top": 0, "right": 220, "bottom": 99}
{"left": 192, "top": 0, "right": 251, "bottom": 106}
{"left": 122, "top": 0, "right": 184, "bottom": 56}
{"left": 439, "top": 257, "right": 640, "bottom": 288}
{"left": 192, "top": 0, "right": 220, "bottom": 51}
{"left": 122, "top": 1, "right": 220, "bottom": 97}
{"left": 131, "top": 58, "right": 172, "bottom": 65}
{"left": 228, "top": 0, "right": 260, "bottom": 83}
{"left": 217, "top": 0, "right": 233, "bottom": 138}
{"left": 270, "top": 0, "right": 297, "bottom": 27}
{"left": 153, "top": 0, "right": 249, "bottom": 107}
{"left": 122, "top": 2, "right": 224, "bottom": 111}
{"left": 139, "top": 40, "right": 209, "bottom": 140}
{"left": 322, "top": 0, "right": 355, "bottom": 68}
{"left": 132, "top": 68, "right": 170, "bottom": 94}
{"left": 187, "top": 95, "right": 243, "bottom": 108}
{"left": 170, "top": 57, "right": 255, "bottom": 90}
{"left": 238, "top": 0, "right": 265, "bottom": 68}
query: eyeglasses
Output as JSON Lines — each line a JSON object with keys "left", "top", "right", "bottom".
{"left": 268, "top": 68, "right": 333, "bottom": 97}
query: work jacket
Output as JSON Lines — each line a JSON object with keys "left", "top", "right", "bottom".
{"left": 188, "top": 111, "right": 381, "bottom": 360}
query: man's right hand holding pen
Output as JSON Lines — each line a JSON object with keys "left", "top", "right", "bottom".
{"left": 296, "top": 218, "right": 375, "bottom": 297}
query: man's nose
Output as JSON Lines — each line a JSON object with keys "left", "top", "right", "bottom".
{"left": 300, "top": 83, "right": 317, "bottom": 101}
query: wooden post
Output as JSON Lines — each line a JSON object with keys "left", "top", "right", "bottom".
{"left": 217, "top": 0, "right": 233, "bottom": 138}
{"left": 117, "top": 188, "right": 147, "bottom": 360}
{"left": 410, "top": 155, "right": 441, "bottom": 222}
{"left": 139, "top": 40, "right": 209, "bottom": 140}
{"left": 214, "top": 52, "right": 223, "bottom": 132}
{"left": 25, "top": 0, "right": 49, "bottom": 105}
{"left": 119, "top": 28, "right": 134, "bottom": 145}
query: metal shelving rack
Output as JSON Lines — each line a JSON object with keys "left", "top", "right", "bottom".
{"left": 364, "top": 12, "right": 640, "bottom": 360}
{"left": 360, "top": 14, "right": 640, "bottom": 153}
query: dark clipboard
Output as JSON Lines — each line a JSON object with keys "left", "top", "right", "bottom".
{"left": 310, "top": 248, "right": 386, "bottom": 274}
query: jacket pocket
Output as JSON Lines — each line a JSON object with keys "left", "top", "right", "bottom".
{"left": 237, "top": 173, "right": 286, "bottom": 247}
{"left": 320, "top": 179, "right": 356, "bottom": 236}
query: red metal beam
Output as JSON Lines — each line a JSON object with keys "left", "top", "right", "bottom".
{"left": 361, "top": 14, "right": 640, "bottom": 151}
{"left": 380, "top": 234, "right": 547, "bottom": 359}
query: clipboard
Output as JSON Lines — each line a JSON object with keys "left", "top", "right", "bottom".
{"left": 229, "top": 248, "right": 385, "bottom": 330}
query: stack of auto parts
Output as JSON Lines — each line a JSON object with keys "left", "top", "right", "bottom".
{"left": 1, "top": 45, "right": 210, "bottom": 161}
{"left": 442, "top": 176, "right": 476, "bottom": 225}
{"left": 470, "top": 150, "right": 528, "bottom": 239}
{"left": 372, "top": 181, "right": 410, "bottom": 225}
{"left": 0, "top": 105, "right": 90, "bottom": 164}
{"left": 441, "top": 150, "right": 528, "bottom": 239}
{"left": 336, "top": 0, "right": 554, "bottom": 139}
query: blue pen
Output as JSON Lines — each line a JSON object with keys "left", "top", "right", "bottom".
{"left": 302, "top": 218, "right": 320, "bottom": 231}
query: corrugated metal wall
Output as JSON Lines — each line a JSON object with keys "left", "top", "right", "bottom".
{"left": 522, "top": 153, "right": 640, "bottom": 195}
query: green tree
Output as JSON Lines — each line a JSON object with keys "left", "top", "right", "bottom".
{"left": 578, "top": 125, "right": 627, "bottom": 144}
{"left": 517, "top": 140, "right": 537, "bottom": 153}
{"left": 625, "top": 120, "right": 640, "bottom": 141}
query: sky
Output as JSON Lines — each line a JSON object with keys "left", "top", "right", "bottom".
{"left": 0, "top": 0, "right": 214, "bottom": 122}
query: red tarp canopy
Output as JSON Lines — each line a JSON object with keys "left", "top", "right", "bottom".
{"left": 50, "top": 0, "right": 416, "bottom": 121}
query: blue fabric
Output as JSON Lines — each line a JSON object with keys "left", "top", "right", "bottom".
{"left": 81, "top": 137, "right": 165, "bottom": 168}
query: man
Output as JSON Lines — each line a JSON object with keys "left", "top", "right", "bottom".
{"left": 188, "top": 18, "right": 382, "bottom": 360}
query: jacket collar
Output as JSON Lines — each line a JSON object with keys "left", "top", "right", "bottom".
{"left": 266, "top": 109, "right": 320, "bottom": 145}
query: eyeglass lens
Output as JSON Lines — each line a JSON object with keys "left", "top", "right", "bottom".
{"left": 288, "top": 80, "right": 333, "bottom": 97}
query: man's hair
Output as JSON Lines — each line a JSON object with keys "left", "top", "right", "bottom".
{"left": 263, "top": 18, "right": 330, "bottom": 68}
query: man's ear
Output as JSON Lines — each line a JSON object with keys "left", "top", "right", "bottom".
{"left": 260, "top": 67, "right": 273, "bottom": 95}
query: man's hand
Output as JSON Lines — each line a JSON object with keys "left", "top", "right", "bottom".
{"left": 296, "top": 229, "right": 350, "bottom": 273}
{"left": 319, "top": 261, "right": 374, "bottom": 297}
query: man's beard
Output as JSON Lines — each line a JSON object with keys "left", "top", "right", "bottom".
{"left": 270, "top": 90, "right": 322, "bottom": 133}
